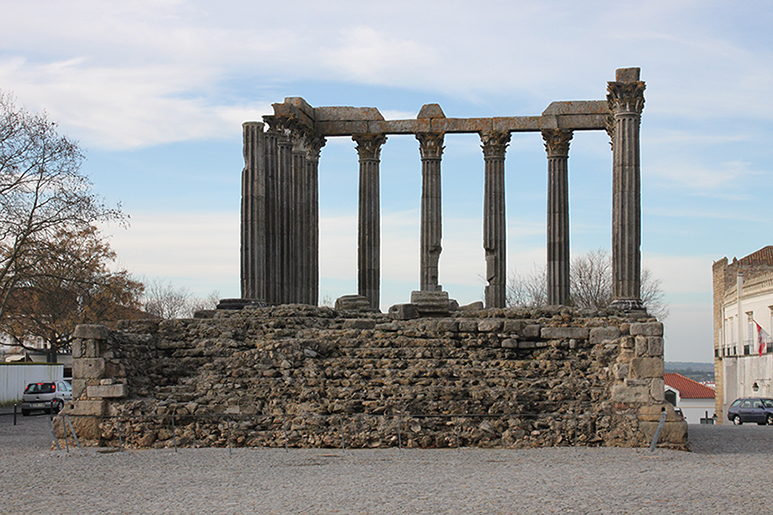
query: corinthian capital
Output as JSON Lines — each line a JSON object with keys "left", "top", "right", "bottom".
{"left": 480, "top": 131, "right": 511, "bottom": 158}
{"left": 541, "top": 129, "right": 573, "bottom": 158}
{"left": 263, "top": 115, "right": 291, "bottom": 135}
{"left": 306, "top": 134, "right": 326, "bottom": 162}
{"left": 353, "top": 133, "right": 387, "bottom": 161}
{"left": 606, "top": 81, "right": 646, "bottom": 116}
{"left": 416, "top": 132, "right": 445, "bottom": 160}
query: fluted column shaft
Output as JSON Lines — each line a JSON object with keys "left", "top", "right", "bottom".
{"left": 543, "top": 129, "right": 573, "bottom": 306}
{"left": 291, "top": 134, "right": 308, "bottom": 304}
{"left": 276, "top": 127, "right": 294, "bottom": 304}
{"left": 416, "top": 132, "right": 444, "bottom": 292}
{"left": 354, "top": 134, "right": 386, "bottom": 310}
{"left": 263, "top": 122, "right": 280, "bottom": 305}
{"left": 240, "top": 122, "right": 265, "bottom": 301}
{"left": 306, "top": 135, "right": 325, "bottom": 306}
{"left": 607, "top": 69, "right": 645, "bottom": 309}
{"left": 481, "top": 131, "right": 510, "bottom": 308}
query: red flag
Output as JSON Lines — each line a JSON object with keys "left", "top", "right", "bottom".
{"left": 755, "top": 321, "right": 769, "bottom": 357}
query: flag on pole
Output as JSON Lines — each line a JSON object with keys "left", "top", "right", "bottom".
{"left": 755, "top": 321, "right": 769, "bottom": 357}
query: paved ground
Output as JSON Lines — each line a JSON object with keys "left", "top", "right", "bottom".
{"left": 2, "top": 410, "right": 773, "bottom": 514}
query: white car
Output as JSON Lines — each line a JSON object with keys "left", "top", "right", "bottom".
{"left": 21, "top": 381, "right": 72, "bottom": 416}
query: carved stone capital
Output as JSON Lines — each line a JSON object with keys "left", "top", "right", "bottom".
{"left": 480, "top": 131, "right": 511, "bottom": 158}
{"left": 263, "top": 115, "right": 291, "bottom": 136}
{"left": 541, "top": 129, "right": 573, "bottom": 158}
{"left": 416, "top": 132, "right": 445, "bottom": 160}
{"left": 306, "top": 134, "right": 326, "bottom": 162}
{"left": 606, "top": 81, "right": 646, "bottom": 116}
{"left": 353, "top": 133, "right": 387, "bottom": 161}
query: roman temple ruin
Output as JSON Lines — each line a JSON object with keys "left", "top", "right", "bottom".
{"left": 241, "top": 68, "right": 646, "bottom": 313}
{"left": 59, "top": 68, "right": 687, "bottom": 451}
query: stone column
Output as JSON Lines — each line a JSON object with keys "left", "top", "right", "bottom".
{"left": 275, "top": 121, "right": 294, "bottom": 304}
{"left": 543, "top": 128, "right": 573, "bottom": 306}
{"left": 305, "top": 135, "right": 325, "bottom": 306}
{"left": 480, "top": 131, "right": 511, "bottom": 308}
{"left": 240, "top": 121, "right": 265, "bottom": 301}
{"left": 607, "top": 67, "right": 645, "bottom": 311}
{"left": 416, "top": 132, "right": 444, "bottom": 292}
{"left": 291, "top": 130, "right": 308, "bottom": 304}
{"left": 262, "top": 117, "right": 281, "bottom": 305}
{"left": 353, "top": 133, "right": 387, "bottom": 310}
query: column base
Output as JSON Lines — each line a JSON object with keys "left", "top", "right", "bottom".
{"left": 216, "top": 298, "right": 268, "bottom": 310}
{"left": 410, "top": 290, "right": 451, "bottom": 316}
{"left": 609, "top": 298, "right": 646, "bottom": 313}
{"left": 335, "top": 294, "right": 376, "bottom": 312}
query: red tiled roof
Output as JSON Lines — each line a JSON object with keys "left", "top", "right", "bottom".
{"left": 664, "top": 373, "right": 716, "bottom": 399}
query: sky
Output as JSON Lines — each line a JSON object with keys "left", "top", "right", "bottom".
{"left": 2, "top": 0, "right": 773, "bottom": 363}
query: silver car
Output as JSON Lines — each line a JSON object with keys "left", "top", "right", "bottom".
{"left": 21, "top": 381, "right": 72, "bottom": 416}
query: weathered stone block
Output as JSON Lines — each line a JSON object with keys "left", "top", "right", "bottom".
{"left": 501, "top": 338, "right": 518, "bottom": 349}
{"left": 86, "top": 384, "right": 127, "bottom": 399}
{"left": 650, "top": 378, "right": 665, "bottom": 402}
{"left": 638, "top": 419, "right": 687, "bottom": 444}
{"left": 344, "top": 319, "right": 376, "bottom": 330}
{"left": 541, "top": 327, "right": 589, "bottom": 340}
{"left": 629, "top": 322, "right": 663, "bottom": 337}
{"left": 73, "top": 324, "right": 109, "bottom": 340}
{"left": 73, "top": 358, "right": 106, "bottom": 379}
{"left": 336, "top": 295, "right": 372, "bottom": 312}
{"left": 518, "top": 341, "right": 537, "bottom": 350}
{"left": 72, "top": 379, "right": 87, "bottom": 399}
{"left": 648, "top": 337, "right": 664, "bottom": 357}
{"left": 389, "top": 304, "right": 419, "bottom": 320}
{"left": 616, "top": 67, "right": 641, "bottom": 83}
{"left": 590, "top": 327, "right": 621, "bottom": 344}
{"left": 635, "top": 336, "right": 648, "bottom": 357}
{"left": 410, "top": 290, "right": 450, "bottom": 315}
{"left": 68, "top": 399, "right": 107, "bottom": 417}
{"left": 611, "top": 384, "right": 650, "bottom": 403}
{"left": 620, "top": 336, "right": 635, "bottom": 349}
{"left": 503, "top": 320, "right": 525, "bottom": 333}
{"left": 105, "top": 362, "right": 126, "bottom": 378}
{"left": 436, "top": 320, "right": 458, "bottom": 333}
{"left": 72, "top": 337, "right": 103, "bottom": 359}
{"left": 521, "top": 325, "right": 541, "bottom": 339}
{"left": 458, "top": 301, "right": 484, "bottom": 312}
{"left": 459, "top": 320, "right": 478, "bottom": 332}
{"left": 64, "top": 415, "right": 102, "bottom": 440}
{"left": 478, "top": 319, "right": 502, "bottom": 332}
{"left": 630, "top": 357, "right": 664, "bottom": 379}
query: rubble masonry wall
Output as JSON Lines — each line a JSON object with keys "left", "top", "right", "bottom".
{"left": 61, "top": 305, "right": 687, "bottom": 450}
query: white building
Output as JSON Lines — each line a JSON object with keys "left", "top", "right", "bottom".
{"left": 664, "top": 373, "right": 715, "bottom": 424}
{"left": 713, "top": 246, "right": 773, "bottom": 424}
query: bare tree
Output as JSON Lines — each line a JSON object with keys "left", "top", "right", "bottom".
{"left": 0, "top": 91, "right": 124, "bottom": 336}
{"left": 143, "top": 279, "right": 192, "bottom": 319}
{"left": 506, "top": 264, "right": 547, "bottom": 308}
{"left": 188, "top": 290, "right": 221, "bottom": 314}
{"left": 506, "top": 248, "right": 669, "bottom": 319}
{"left": 570, "top": 248, "right": 612, "bottom": 310}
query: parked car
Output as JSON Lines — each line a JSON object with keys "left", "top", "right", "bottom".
{"left": 726, "top": 397, "right": 773, "bottom": 425}
{"left": 21, "top": 381, "right": 72, "bottom": 416}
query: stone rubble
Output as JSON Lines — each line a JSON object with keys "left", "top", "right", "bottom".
{"left": 60, "top": 305, "right": 686, "bottom": 450}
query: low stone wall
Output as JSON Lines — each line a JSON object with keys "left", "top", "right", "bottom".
{"left": 59, "top": 305, "right": 687, "bottom": 450}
